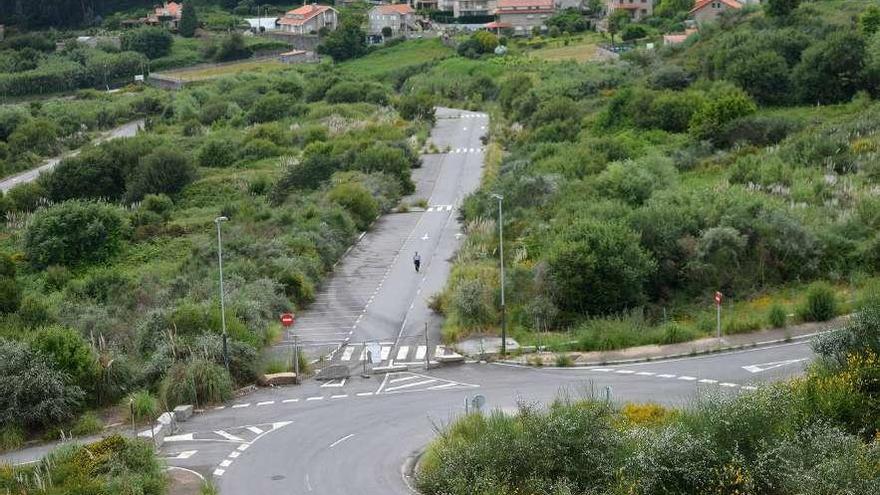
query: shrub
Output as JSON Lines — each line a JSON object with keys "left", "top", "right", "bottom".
{"left": 0, "top": 278, "right": 21, "bottom": 314}
{"left": 451, "top": 278, "right": 494, "bottom": 329}
{"left": 23, "top": 200, "right": 128, "bottom": 268}
{"left": 6, "top": 181, "right": 46, "bottom": 212}
{"left": 396, "top": 93, "right": 436, "bottom": 123}
{"left": 31, "top": 326, "right": 98, "bottom": 395}
{"left": 239, "top": 138, "right": 281, "bottom": 162}
{"left": 798, "top": 282, "right": 838, "bottom": 322}
{"left": 125, "top": 390, "right": 158, "bottom": 424}
{"left": 198, "top": 138, "right": 238, "bottom": 168}
{"left": 554, "top": 353, "right": 574, "bottom": 367}
{"left": 0, "top": 424, "right": 24, "bottom": 452}
{"left": 126, "top": 149, "right": 197, "bottom": 202}
{"left": 648, "top": 64, "right": 693, "bottom": 90}
{"left": 689, "top": 86, "right": 757, "bottom": 142}
{"left": 0, "top": 339, "right": 84, "bottom": 429}
{"left": 8, "top": 118, "right": 60, "bottom": 156}
{"left": 71, "top": 411, "right": 104, "bottom": 437}
{"left": 161, "top": 359, "right": 233, "bottom": 409}
{"left": 793, "top": 31, "right": 868, "bottom": 105}
{"left": 769, "top": 303, "right": 787, "bottom": 328}
{"left": 121, "top": 27, "right": 173, "bottom": 59}
{"left": 620, "top": 402, "right": 673, "bottom": 426}
{"left": 326, "top": 182, "right": 378, "bottom": 231}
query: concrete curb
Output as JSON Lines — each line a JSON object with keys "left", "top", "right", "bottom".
{"left": 401, "top": 449, "right": 425, "bottom": 495}
{"left": 496, "top": 330, "right": 829, "bottom": 368}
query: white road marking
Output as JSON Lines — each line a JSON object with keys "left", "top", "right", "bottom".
{"left": 213, "top": 468, "right": 225, "bottom": 477}
{"left": 415, "top": 346, "right": 427, "bottom": 360}
{"left": 742, "top": 358, "right": 807, "bottom": 373}
{"left": 593, "top": 368, "right": 613, "bottom": 372}
{"left": 229, "top": 451, "right": 240, "bottom": 459}
{"left": 237, "top": 444, "right": 249, "bottom": 451}
{"left": 165, "top": 450, "right": 197, "bottom": 459}
{"left": 657, "top": 374, "right": 676, "bottom": 378}
{"left": 214, "top": 431, "right": 245, "bottom": 442}
{"left": 698, "top": 379, "right": 718, "bottom": 384}
{"left": 282, "top": 398, "right": 299, "bottom": 403}
{"left": 329, "top": 433, "right": 355, "bottom": 448}
{"left": 256, "top": 401, "right": 274, "bottom": 407}
{"left": 321, "top": 378, "right": 347, "bottom": 388}
{"left": 635, "top": 371, "right": 655, "bottom": 376}
{"left": 741, "top": 385, "right": 759, "bottom": 391}
{"left": 331, "top": 394, "right": 348, "bottom": 399}
{"left": 385, "top": 379, "right": 437, "bottom": 393}
{"left": 306, "top": 396, "right": 324, "bottom": 401}
{"left": 677, "top": 376, "right": 697, "bottom": 381}
{"left": 231, "top": 403, "right": 250, "bottom": 409}
{"left": 615, "top": 370, "right": 635, "bottom": 374}
{"left": 396, "top": 346, "right": 409, "bottom": 360}
{"left": 164, "top": 433, "right": 194, "bottom": 442}
{"left": 220, "top": 460, "right": 232, "bottom": 468}
{"left": 719, "top": 382, "right": 739, "bottom": 388}
{"left": 247, "top": 426, "right": 264, "bottom": 434}
{"left": 356, "top": 392, "right": 374, "bottom": 396}
{"left": 380, "top": 346, "right": 391, "bottom": 361}
{"left": 214, "top": 406, "right": 226, "bottom": 411}
{"left": 358, "top": 347, "right": 367, "bottom": 361}
{"left": 390, "top": 375, "right": 419, "bottom": 384}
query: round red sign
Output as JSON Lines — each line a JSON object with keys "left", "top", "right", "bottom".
{"left": 280, "top": 312, "right": 295, "bottom": 327}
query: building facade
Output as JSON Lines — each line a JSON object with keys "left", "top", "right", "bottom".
{"left": 496, "top": 0, "right": 555, "bottom": 35}
{"left": 689, "top": 0, "right": 744, "bottom": 24}
{"left": 278, "top": 4, "right": 339, "bottom": 35}
{"left": 145, "top": 2, "right": 183, "bottom": 29}
{"left": 606, "top": 0, "right": 652, "bottom": 21}
{"left": 369, "top": 4, "right": 417, "bottom": 35}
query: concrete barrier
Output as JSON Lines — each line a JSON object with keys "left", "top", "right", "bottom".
{"left": 258, "top": 372, "right": 298, "bottom": 386}
{"left": 173, "top": 405, "right": 193, "bottom": 422}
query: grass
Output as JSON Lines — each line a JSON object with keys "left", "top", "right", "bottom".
{"left": 126, "top": 390, "right": 159, "bottom": 424}
{"left": 158, "top": 59, "right": 287, "bottom": 81}
{"left": 524, "top": 34, "right": 602, "bottom": 63}
{"left": 340, "top": 38, "right": 454, "bottom": 81}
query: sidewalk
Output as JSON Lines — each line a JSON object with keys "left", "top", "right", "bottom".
{"left": 486, "top": 316, "right": 846, "bottom": 367}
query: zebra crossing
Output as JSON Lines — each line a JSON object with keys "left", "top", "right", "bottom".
{"left": 332, "top": 343, "right": 461, "bottom": 367}
{"left": 426, "top": 204, "right": 454, "bottom": 212}
{"left": 449, "top": 147, "right": 483, "bottom": 154}
{"left": 163, "top": 421, "right": 292, "bottom": 445}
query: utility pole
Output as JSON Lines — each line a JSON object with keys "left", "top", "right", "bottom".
{"left": 293, "top": 334, "right": 300, "bottom": 384}
{"left": 215, "top": 216, "right": 230, "bottom": 371}
{"left": 424, "top": 322, "right": 430, "bottom": 371}
{"left": 492, "top": 194, "right": 506, "bottom": 355}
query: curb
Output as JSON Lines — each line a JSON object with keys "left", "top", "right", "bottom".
{"left": 401, "top": 449, "right": 425, "bottom": 495}
{"left": 495, "top": 330, "right": 829, "bottom": 368}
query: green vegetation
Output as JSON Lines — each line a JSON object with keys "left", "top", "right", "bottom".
{"left": 419, "top": 302, "right": 880, "bottom": 494}
{"left": 0, "top": 435, "right": 167, "bottom": 494}
{"left": 425, "top": 0, "right": 880, "bottom": 350}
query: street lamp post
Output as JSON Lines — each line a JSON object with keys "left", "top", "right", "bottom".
{"left": 492, "top": 194, "right": 506, "bottom": 355}
{"left": 215, "top": 216, "right": 230, "bottom": 371}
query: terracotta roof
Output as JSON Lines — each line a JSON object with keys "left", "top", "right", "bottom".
{"left": 155, "top": 2, "right": 182, "bottom": 18}
{"left": 690, "top": 0, "right": 743, "bottom": 14}
{"left": 497, "top": 0, "right": 553, "bottom": 8}
{"left": 373, "top": 4, "right": 415, "bottom": 15}
{"left": 278, "top": 4, "right": 335, "bottom": 26}
{"left": 484, "top": 21, "right": 512, "bottom": 29}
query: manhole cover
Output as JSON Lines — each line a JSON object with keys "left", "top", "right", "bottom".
{"left": 271, "top": 475, "right": 285, "bottom": 481}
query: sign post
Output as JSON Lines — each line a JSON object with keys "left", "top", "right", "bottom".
{"left": 280, "top": 313, "right": 296, "bottom": 381}
{"left": 714, "top": 291, "right": 723, "bottom": 339}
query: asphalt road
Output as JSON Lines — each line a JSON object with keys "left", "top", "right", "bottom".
{"left": 157, "top": 108, "right": 818, "bottom": 494}
{"left": 275, "top": 108, "right": 486, "bottom": 370}
{"left": 0, "top": 119, "right": 144, "bottom": 192}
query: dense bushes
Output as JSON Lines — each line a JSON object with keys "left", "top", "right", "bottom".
{"left": 121, "top": 27, "right": 173, "bottom": 59}
{"left": 23, "top": 200, "right": 128, "bottom": 268}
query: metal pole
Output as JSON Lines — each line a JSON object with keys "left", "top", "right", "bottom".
{"left": 215, "top": 217, "right": 229, "bottom": 371}
{"left": 494, "top": 194, "right": 506, "bottom": 356}
{"left": 424, "top": 322, "right": 430, "bottom": 371}
{"left": 293, "top": 334, "right": 300, "bottom": 384}
{"left": 716, "top": 302, "right": 721, "bottom": 339}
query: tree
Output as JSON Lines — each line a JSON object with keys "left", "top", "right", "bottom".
{"left": 689, "top": 86, "right": 757, "bottom": 141}
{"left": 214, "top": 33, "right": 252, "bottom": 62}
{"left": 179, "top": 2, "right": 199, "bottom": 38}
{"left": 725, "top": 50, "right": 791, "bottom": 105}
{"left": 31, "top": 326, "right": 98, "bottom": 396}
{"left": 126, "top": 149, "right": 197, "bottom": 202}
{"left": 317, "top": 17, "right": 367, "bottom": 62}
{"left": 23, "top": 200, "right": 128, "bottom": 269}
{"left": 861, "top": 6, "right": 880, "bottom": 37}
{"left": 396, "top": 93, "right": 436, "bottom": 123}
{"left": 327, "top": 182, "right": 379, "bottom": 231}
{"left": 546, "top": 220, "right": 656, "bottom": 316}
{"left": 764, "top": 0, "right": 800, "bottom": 18}
{"left": 121, "top": 27, "right": 173, "bottom": 59}
{"left": 607, "top": 9, "right": 630, "bottom": 47}
{"left": 381, "top": 26, "right": 393, "bottom": 38}
{"left": 0, "top": 339, "right": 84, "bottom": 429}
{"left": 793, "top": 31, "right": 867, "bottom": 104}
{"left": 473, "top": 31, "right": 499, "bottom": 53}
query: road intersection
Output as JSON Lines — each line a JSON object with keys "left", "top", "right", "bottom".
{"left": 159, "top": 108, "right": 817, "bottom": 494}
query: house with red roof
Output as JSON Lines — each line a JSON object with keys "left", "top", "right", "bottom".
{"left": 606, "top": 0, "right": 653, "bottom": 22}
{"left": 278, "top": 4, "right": 339, "bottom": 35}
{"left": 145, "top": 2, "right": 184, "bottom": 29}
{"left": 495, "top": 0, "right": 555, "bottom": 35}
{"left": 689, "top": 0, "right": 745, "bottom": 24}
{"left": 368, "top": 4, "right": 416, "bottom": 36}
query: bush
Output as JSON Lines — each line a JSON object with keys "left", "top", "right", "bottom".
{"left": 126, "top": 149, "right": 197, "bottom": 202}
{"left": 198, "top": 138, "right": 238, "bottom": 168}
{"left": 327, "top": 181, "right": 378, "bottom": 231}
{"left": 798, "top": 282, "right": 838, "bottom": 322}
{"left": 0, "top": 424, "right": 24, "bottom": 452}
{"left": 71, "top": 411, "right": 104, "bottom": 437}
{"left": 160, "top": 359, "right": 233, "bottom": 409}
{"left": 121, "top": 27, "right": 173, "bottom": 59}
{"left": 23, "top": 200, "right": 128, "bottom": 268}
{"left": 554, "top": 353, "right": 574, "bottom": 367}
{"left": 0, "top": 339, "right": 84, "bottom": 429}
{"left": 396, "top": 93, "right": 436, "bottom": 123}
{"left": 0, "top": 278, "right": 21, "bottom": 314}
{"left": 31, "top": 326, "right": 98, "bottom": 396}
{"left": 125, "top": 390, "right": 158, "bottom": 424}
{"left": 769, "top": 303, "right": 788, "bottom": 328}
{"left": 689, "top": 86, "right": 757, "bottom": 142}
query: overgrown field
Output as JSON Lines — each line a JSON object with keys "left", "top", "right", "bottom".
{"left": 0, "top": 60, "right": 433, "bottom": 447}
{"left": 419, "top": 301, "right": 880, "bottom": 494}
{"left": 424, "top": 1, "right": 880, "bottom": 350}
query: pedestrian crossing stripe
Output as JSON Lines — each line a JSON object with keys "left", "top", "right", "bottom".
{"left": 449, "top": 148, "right": 483, "bottom": 154}
{"left": 378, "top": 371, "right": 478, "bottom": 395}
{"left": 426, "top": 205, "right": 454, "bottom": 212}
{"left": 163, "top": 421, "right": 292, "bottom": 444}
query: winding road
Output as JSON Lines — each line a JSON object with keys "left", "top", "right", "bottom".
{"left": 160, "top": 108, "right": 818, "bottom": 494}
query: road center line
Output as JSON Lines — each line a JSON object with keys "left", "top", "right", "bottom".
{"left": 329, "top": 433, "right": 355, "bottom": 448}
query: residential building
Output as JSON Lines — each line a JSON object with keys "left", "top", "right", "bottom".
{"left": 409, "top": 0, "right": 439, "bottom": 10}
{"left": 145, "top": 2, "right": 183, "bottom": 29}
{"left": 278, "top": 4, "right": 339, "bottom": 35}
{"left": 662, "top": 27, "right": 697, "bottom": 46}
{"left": 454, "top": 0, "right": 497, "bottom": 18}
{"left": 369, "top": 4, "right": 417, "bottom": 36}
{"left": 495, "top": 0, "right": 555, "bottom": 35}
{"left": 689, "top": 0, "right": 743, "bottom": 24}
{"left": 606, "top": 0, "right": 652, "bottom": 21}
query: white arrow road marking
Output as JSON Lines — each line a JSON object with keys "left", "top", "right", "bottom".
{"left": 165, "top": 450, "right": 197, "bottom": 459}
{"left": 742, "top": 358, "right": 807, "bottom": 373}
{"left": 214, "top": 430, "right": 245, "bottom": 442}
{"left": 421, "top": 233, "right": 430, "bottom": 240}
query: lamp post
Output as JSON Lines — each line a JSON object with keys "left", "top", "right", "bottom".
{"left": 492, "top": 194, "right": 506, "bottom": 355}
{"left": 215, "top": 216, "right": 230, "bottom": 371}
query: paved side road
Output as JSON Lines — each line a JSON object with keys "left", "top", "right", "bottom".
{"left": 275, "top": 108, "right": 487, "bottom": 369}
{"left": 0, "top": 119, "right": 144, "bottom": 193}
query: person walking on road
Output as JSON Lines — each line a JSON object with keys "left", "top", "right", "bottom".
{"left": 413, "top": 252, "right": 421, "bottom": 273}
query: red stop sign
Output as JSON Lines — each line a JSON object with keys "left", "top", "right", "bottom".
{"left": 280, "top": 312, "right": 295, "bottom": 327}
{"left": 714, "top": 292, "right": 723, "bottom": 306}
